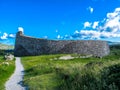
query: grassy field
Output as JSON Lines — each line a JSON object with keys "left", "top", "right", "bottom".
{"left": 0, "top": 56, "right": 15, "bottom": 90}
{"left": 21, "top": 45, "right": 120, "bottom": 90}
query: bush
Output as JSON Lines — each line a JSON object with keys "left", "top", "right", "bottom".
{"left": 57, "top": 64, "right": 101, "bottom": 90}
{"left": 101, "top": 64, "right": 120, "bottom": 90}
{"left": 57, "top": 62, "right": 120, "bottom": 90}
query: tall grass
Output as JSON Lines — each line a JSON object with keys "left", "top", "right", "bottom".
{"left": 57, "top": 61, "right": 120, "bottom": 90}
{"left": 21, "top": 45, "right": 120, "bottom": 90}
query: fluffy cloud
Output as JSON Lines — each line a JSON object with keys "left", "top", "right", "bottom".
{"left": 87, "top": 6, "right": 94, "bottom": 13}
{"left": 79, "top": 30, "right": 101, "bottom": 39}
{"left": 61, "top": 7, "right": 120, "bottom": 40}
{"left": 80, "top": 30, "right": 120, "bottom": 39}
{"left": 9, "top": 34, "right": 15, "bottom": 38}
{"left": 84, "top": 21, "right": 99, "bottom": 29}
{"left": 57, "top": 35, "right": 63, "bottom": 39}
{"left": 57, "top": 7, "right": 120, "bottom": 40}
{"left": 84, "top": 22, "right": 92, "bottom": 28}
{"left": 70, "top": 30, "right": 120, "bottom": 40}
{"left": 63, "top": 34, "right": 73, "bottom": 39}
{"left": 1, "top": 33, "right": 8, "bottom": 40}
{"left": 101, "top": 32, "right": 120, "bottom": 38}
{"left": 104, "top": 8, "right": 120, "bottom": 33}
{"left": 0, "top": 33, "right": 16, "bottom": 40}
{"left": 76, "top": 7, "right": 120, "bottom": 40}
{"left": 74, "top": 30, "right": 79, "bottom": 34}
{"left": 57, "top": 35, "right": 60, "bottom": 39}
{"left": 93, "top": 21, "right": 99, "bottom": 29}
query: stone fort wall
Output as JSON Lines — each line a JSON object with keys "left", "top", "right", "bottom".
{"left": 14, "top": 31, "right": 110, "bottom": 57}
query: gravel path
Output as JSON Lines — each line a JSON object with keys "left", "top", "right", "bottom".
{"left": 5, "top": 57, "right": 27, "bottom": 90}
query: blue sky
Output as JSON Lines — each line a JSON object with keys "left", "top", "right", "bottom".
{"left": 0, "top": 0, "right": 120, "bottom": 45}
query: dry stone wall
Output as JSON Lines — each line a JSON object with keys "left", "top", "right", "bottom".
{"left": 14, "top": 31, "right": 110, "bottom": 57}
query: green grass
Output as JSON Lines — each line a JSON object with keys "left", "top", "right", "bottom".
{"left": 0, "top": 56, "right": 15, "bottom": 90}
{"left": 21, "top": 45, "right": 120, "bottom": 90}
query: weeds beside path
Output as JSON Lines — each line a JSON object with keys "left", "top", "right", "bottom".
{"left": 0, "top": 56, "right": 15, "bottom": 90}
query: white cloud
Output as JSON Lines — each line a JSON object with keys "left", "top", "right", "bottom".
{"left": 101, "top": 32, "right": 120, "bottom": 38}
{"left": 80, "top": 30, "right": 101, "bottom": 39}
{"left": 18, "top": 27, "right": 24, "bottom": 33}
{"left": 93, "top": 21, "right": 99, "bottom": 29}
{"left": 104, "top": 7, "right": 120, "bottom": 33}
{"left": 115, "top": 7, "right": 120, "bottom": 12}
{"left": 87, "top": 6, "right": 94, "bottom": 13}
{"left": 79, "top": 30, "right": 120, "bottom": 39}
{"left": 57, "top": 35, "right": 61, "bottom": 39}
{"left": 84, "top": 22, "right": 92, "bottom": 28}
{"left": 74, "top": 30, "right": 79, "bottom": 34}
{"left": 104, "top": 17, "right": 120, "bottom": 32}
{"left": 63, "top": 35, "right": 74, "bottom": 39}
{"left": 56, "top": 7, "right": 120, "bottom": 41}
{"left": 107, "top": 12, "right": 118, "bottom": 19}
{"left": 1, "top": 33, "right": 8, "bottom": 40}
{"left": 64, "top": 7, "right": 120, "bottom": 40}
{"left": 9, "top": 34, "right": 15, "bottom": 38}
{"left": 80, "top": 7, "right": 120, "bottom": 40}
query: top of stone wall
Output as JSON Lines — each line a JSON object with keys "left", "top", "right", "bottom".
{"left": 16, "top": 31, "right": 107, "bottom": 42}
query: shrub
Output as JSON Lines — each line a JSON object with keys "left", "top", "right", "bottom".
{"left": 101, "top": 64, "right": 120, "bottom": 90}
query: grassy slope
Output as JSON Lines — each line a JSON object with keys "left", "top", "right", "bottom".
{"left": 0, "top": 43, "right": 14, "bottom": 50}
{"left": 21, "top": 45, "right": 120, "bottom": 90}
{"left": 0, "top": 56, "right": 15, "bottom": 90}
